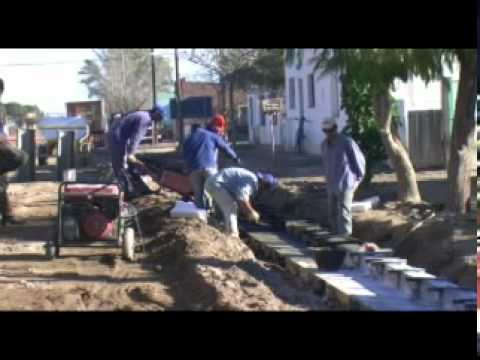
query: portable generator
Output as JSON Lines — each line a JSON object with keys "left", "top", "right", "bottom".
{"left": 45, "top": 182, "right": 142, "bottom": 261}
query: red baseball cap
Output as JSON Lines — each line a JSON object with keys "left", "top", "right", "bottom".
{"left": 210, "top": 114, "right": 226, "bottom": 128}
{"left": 209, "top": 114, "right": 226, "bottom": 134}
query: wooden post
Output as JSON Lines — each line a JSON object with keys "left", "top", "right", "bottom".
{"left": 151, "top": 48, "right": 158, "bottom": 146}
{"left": 57, "top": 131, "right": 75, "bottom": 181}
{"left": 175, "top": 49, "right": 184, "bottom": 150}
{"left": 17, "top": 129, "right": 36, "bottom": 182}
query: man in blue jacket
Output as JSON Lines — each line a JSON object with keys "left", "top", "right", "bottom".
{"left": 320, "top": 119, "right": 365, "bottom": 236}
{"left": 183, "top": 116, "right": 240, "bottom": 209}
{"left": 108, "top": 106, "right": 164, "bottom": 195}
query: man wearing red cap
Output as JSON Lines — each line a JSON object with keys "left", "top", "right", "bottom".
{"left": 210, "top": 114, "right": 226, "bottom": 135}
{"left": 183, "top": 114, "right": 240, "bottom": 209}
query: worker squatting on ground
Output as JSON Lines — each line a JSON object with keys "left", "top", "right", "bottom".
{"left": 108, "top": 106, "right": 164, "bottom": 196}
{"left": 320, "top": 119, "right": 366, "bottom": 236}
{"left": 205, "top": 167, "right": 279, "bottom": 238}
{"left": 183, "top": 115, "right": 240, "bottom": 209}
{"left": 0, "top": 121, "right": 27, "bottom": 225}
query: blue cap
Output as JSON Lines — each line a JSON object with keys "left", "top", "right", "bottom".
{"left": 152, "top": 105, "right": 165, "bottom": 116}
{"left": 256, "top": 172, "right": 279, "bottom": 188}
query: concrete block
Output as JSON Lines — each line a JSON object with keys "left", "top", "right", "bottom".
{"left": 286, "top": 256, "right": 318, "bottom": 280}
{"left": 352, "top": 196, "right": 381, "bottom": 213}
{"left": 442, "top": 288, "right": 477, "bottom": 310}
{"left": 398, "top": 271, "right": 436, "bottom": 299}
{"left": 347, "top": 249, "right": 394, "bottom": 269}
{"left": 383, "top": 264, "right": 426, "bottom": 290}
{"left": 423, "top": 279, "right": 460, "bottom": 307}
{"left": 367, "top": 258, "right": 408, "bottom": 280}
{"left": 312, "top": 247, "right": 347, "bottom": 271}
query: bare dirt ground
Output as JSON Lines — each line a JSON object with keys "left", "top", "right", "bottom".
{"left": 0, "top": 147, "right": 325, "bottom": 311}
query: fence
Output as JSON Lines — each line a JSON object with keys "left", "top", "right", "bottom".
{"left": 407, "top": 110, "right": 445, "bottom": 170}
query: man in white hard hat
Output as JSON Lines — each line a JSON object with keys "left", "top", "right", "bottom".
{"left": 320, "top": 119, "right": 365, "bottom": 236}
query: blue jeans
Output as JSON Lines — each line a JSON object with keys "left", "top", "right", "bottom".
{"left": 327, "top": 188, "right": 354, "bottom": 236}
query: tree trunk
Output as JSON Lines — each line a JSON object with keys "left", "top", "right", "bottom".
{"left": 446, "top": 50, "right": 476, "bottom": 214}
{"left": 374, "top": 91, "right": 422, "bottom": 203}
{"left": 229, "top": 75, "right": 236, "bottom": 145}
{"left": 220, "top": 76, "right": 227, "bottom": 114}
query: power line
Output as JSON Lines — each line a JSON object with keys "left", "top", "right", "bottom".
{"left": 0, "top": 59, "right": 98, "bottom": 67}
{"left": 0, "top": 50, "right": 193, "bottom": 67}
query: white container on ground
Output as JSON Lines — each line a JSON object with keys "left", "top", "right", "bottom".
{"left": 63, "top": 169, "right": 77, "bottom": 182}
{"left": 352, "top": 196, "right": 381, "bottom": 213}
{"left": 170, "top": 201, "right": 208, "bottom": 223}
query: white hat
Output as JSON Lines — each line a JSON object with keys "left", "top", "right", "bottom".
{"left": 321, "top": 119, "right": 337, "bottom": 130}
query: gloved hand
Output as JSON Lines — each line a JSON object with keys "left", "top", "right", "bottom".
{"left": 127, "top": 155, "right": 142, "bottom": 165}
{"left": 246, "top": 209, "right": 260, "bottom": 223}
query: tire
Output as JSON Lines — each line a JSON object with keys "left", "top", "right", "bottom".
{"left": 122, "top": 227, "right": 135, "bottom": 262}
{"left": 117, "top": 226, "right": 124, "bottom": 248}
{"left": 45, "top": 241, "right": 55, "bottom": 260}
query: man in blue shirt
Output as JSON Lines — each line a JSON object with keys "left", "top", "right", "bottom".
{"left": 320, "top": 119, "right": 365, "bottom": 236}
{"left": 108, "top": 106, "right": 164, "bottom": 195}
{"left": 205, "top": 167, "right": 279, "bottom": 237}
{"left": 183, "top": 115, "right": 240, "bottom": 209}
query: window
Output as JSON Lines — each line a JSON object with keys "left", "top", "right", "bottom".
{"left": 331, "top": 76, "right": 340, "bottom": 117}
{"left": 289, "top": 78, "right": 296, "bottom": 109}
{"left": 259, "top": 95, "right": 266, "bottom": 126}
{"left": 298, "top": 78, "right": 304, "bottom": 114}
{"left": 307, "top": 74, "right": 316, "bottom": 108}
{"left": 249, "top": 96, "right": 254, "bottom": 126}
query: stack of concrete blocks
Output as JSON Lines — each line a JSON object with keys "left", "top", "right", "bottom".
{"left": 283, "top": 219, "right": 476, "bottom": 311}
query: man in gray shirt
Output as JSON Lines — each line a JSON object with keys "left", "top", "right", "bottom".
{"left": 205, "top": 167, "right": 279, "bottom": 237}
{"left": 320, "top": 119, "right": 365, "bottom": 236}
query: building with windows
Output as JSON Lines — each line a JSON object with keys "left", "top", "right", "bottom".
{"left": 247, "top": 49, "right": 461, "bottom": 169}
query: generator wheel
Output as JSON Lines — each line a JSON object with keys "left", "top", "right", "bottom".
{"left": 46, "top": 229, "right": 60, "bottom": 259}
{"left": 122, "top": 227, "right": 135, "bottom": 262}
{"left": 45, "top": 241, "right": 55, "bottom": 260}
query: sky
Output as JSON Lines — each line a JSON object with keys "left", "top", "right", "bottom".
{"left": 0, "top": 49, "right": 207, "bottom": 114}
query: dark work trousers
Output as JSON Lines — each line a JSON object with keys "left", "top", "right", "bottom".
{"left": 0, "top": 143, "right": 27, "bottom": 218}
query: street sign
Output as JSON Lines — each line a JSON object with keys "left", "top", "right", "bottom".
{"left": 262, "top": 98, "right": 284, "bottom": 113}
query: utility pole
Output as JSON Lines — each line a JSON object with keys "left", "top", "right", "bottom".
{"left": 151, "top": 48, "right": 157, "bottom": 145}
{"left": 175, "top": 48, "right": 184, "bottom": 149}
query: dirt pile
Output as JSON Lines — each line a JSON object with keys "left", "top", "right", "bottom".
{"left": 0, "top": 254, "right": 175, "bottom": 311}
{"left": 133, "top": 192, "right": 325, "bottom": 311}
{"left": 7, "top": 182, "right": 58, "bottom": 220}
{"left": 255, "top": 182, "right": 329, "bottom": 224}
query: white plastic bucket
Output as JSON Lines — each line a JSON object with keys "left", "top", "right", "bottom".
{"left": 63, "top": 169, "right": 77, "bottom": 182}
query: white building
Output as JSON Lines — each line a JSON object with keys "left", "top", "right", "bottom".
{"left": 247, "top": 48, "right": 348, "bottom": 156}
{"left": 248, "top": 49, "right": 460, "bottom": 168}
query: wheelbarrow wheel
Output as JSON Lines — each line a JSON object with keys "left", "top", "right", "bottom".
{"left": 122, "top": 227, "right": 135, "bottom": 262}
